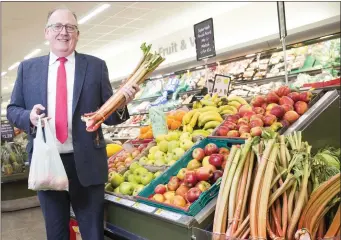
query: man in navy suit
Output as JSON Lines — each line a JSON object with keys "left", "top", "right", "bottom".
{"left": 7, "top": 8, "right": 139, "bottom": 240}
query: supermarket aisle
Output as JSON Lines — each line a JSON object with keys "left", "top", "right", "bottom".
{"left": 1, "top": 207, "right": 47, "bottom": 240}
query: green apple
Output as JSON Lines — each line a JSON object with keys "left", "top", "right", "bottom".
{"left": 105, "top": 183, "right": 114, "bottom": 192}
{"left": 165, "top": 131, "right": 179, "bottom": 141}
{"left": 110, "top": 172, "right": 124, "bottom": 188}
{"left": 128, "top": 174, "right": 139, "bottom": 184}
{"left": 133, "top": 167, "right": 149, "bottom": 183}
{"left": 139, "top": 156, "right": 148, "bottom": 165}
{"left": 168, "top": 140, "right": 180, "bottom": 153}
{"left": 123, "top": 170, "right": 132, "bottom": 181}
{"left": 131, "top": 182, "right": 138, "bottom": 189}
{"left": 168, "top": 160, "right": 176, "bottom": 166}
{"left": 133, "top": 184, "right": 145, "bottom": 196}
{"left": 154, "top": 158, "right": 166, "bottom": 167}
{"left": 146, "top": 160, "right": 155, "bottom": 165}
{"left": 119, "top": 182, "right": 134, "bottom": 195}
{"left": 166, "top": 152, "right": 174, "bottom": 163}
{"left": 180, "top": 132, "right": 192, "bottom": 141}
{"left": 154, "top": 150, "right": 166, "bottom": 160}
{"left": 158, "top": 140, "right": 169, "bottom": 153}
{"left": 154, "top": 171, "right": 162, "bottom": 179}
{"left": 180, "top": 139, "right": 194, "bottom": 151}
{"left": 147, "top": 153, "right": 155, "bottom": 160}
{"left": 114, "top": 187, "right": 120, "bottom": 194}
{"left": 129, "top": 162, "right": 141, "bottom": 172}
{"left": 140, "top": 172, "right": 154, "bottom": 185}
{"left": 173, "top": 148, "right": 185, "bottom": 160}
{"left": 155, "top": 134, "right": 167, "bottom": 143}
{"left": 149, "top": 146, "right": 160, "bottom": 155}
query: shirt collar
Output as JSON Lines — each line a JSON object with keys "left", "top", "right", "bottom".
{"left": 49, "top": 51, "right": 75, "bottom": 66}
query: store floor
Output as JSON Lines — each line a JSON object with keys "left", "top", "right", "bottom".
{"left": 1, "top": 207, "right": 46, "bottom": 240}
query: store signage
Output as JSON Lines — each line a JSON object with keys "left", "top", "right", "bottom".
{"left": 158, "top": 37, "right": 196, "bottom": 57}
{"left": 149, "top": 107, "right": 168, "bottom": 137}
{"left": 193, "top": 18, "right": 216, "bottom": 61}
{"left": 1, "top": 121, "right": 14, "bottom": 142}
{"left": 212, "top": 74, "right": 232, "bottom": 96}
{"left": 277, "top": 1, "right": 287, "bottom": 39}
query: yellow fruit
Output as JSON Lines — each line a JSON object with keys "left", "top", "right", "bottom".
{"left": 200, "top": 99, "right": 216, "bottom": 106}
{"left": 106, "top": 144, "right": 123, "bottom": 158}
{"left": 182, "top": 110, "right": 197, "bottom": 125}
{"left": 192, "top": 130, "right": 210, "bottom": 137}
{"left": 228, "top": 101, "right": 242, "bottom": 109}
{"left": 197, "top": 106, "right": 219, "bottom": 113}
{"left": 189, "top": 112, "right": 200, "bottom": 128}
{"left": 227, "top": 96, "right": 248, "bottom": 105}
{"left": 198, "top": 111, "right": 221, "bottom": 124}
{"left": 198, "top": 115, "right": 223, "bottom": 127}
{"left": 186, "top": 124, "right": 193, "bottom": 133}
{"left": 218, "top": 105, "right": 238, "bottom": 114}
{"left": 203, "top": 121, "right": 221, "bottom": 130}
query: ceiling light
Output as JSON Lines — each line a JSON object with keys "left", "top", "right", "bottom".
{"left": 78, "top": 3, "right": 111, "bottom": 25}
{"left": 24, "top": 49, "right": 42, "bottom": 60}
{"left": 8, "top": 62, "right": 20, "bottom": 71}
{"left": 1, "top": 72, "right": 7, "bottom": 77}
{"left": 319, "top": 35, "right": 333, "bottom": 40}
{"left": 245, "top": 53, "right": 256, "bottom": 57}
{"left": 44, "top": 41, "right": 50, "bottom": 45}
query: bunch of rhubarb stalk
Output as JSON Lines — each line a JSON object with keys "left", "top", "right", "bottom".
{"left": 212, "top": 131, "right": 340, "bottom": 240}
{"left": 82, "top": 43, "right": 165, "bottom": 132}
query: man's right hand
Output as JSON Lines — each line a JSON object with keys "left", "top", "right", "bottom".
{"left": 30, "top": 104, "right": 47, "bottom": 127}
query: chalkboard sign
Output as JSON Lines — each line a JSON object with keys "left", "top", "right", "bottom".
{"left": 194, "top": 18, "right": 216, "bottom": 61}
{"left": 1, "top": 122, "right": 14, "bottom": 142}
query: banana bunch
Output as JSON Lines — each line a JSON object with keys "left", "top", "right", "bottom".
{"left": 218, "top": 96, "right": 248, "bottom": 116}
{"left": 199, "top": 94, "right": 226, "bottom": 107}
{"left": 192, "top": 101, "right": 202, "bottom": 109}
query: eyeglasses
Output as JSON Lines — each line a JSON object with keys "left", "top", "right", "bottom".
{"left": 47, "top": 24, "right": 78, "bottom": 33}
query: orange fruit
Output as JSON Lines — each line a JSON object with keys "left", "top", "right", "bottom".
{"left": 174, "top": 111, "right": 186, "bottom": 122}
{"left": 170, "top": 120, "right": 182, "bottom": 130}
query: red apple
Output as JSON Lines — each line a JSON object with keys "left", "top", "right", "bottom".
{"left": 253, "top": 107, "right": 265, "bottom": 115}
{"left": 203, "top": 164, "right": 217, "bottom": 173}
{"left": 184, "top": 171, "right": 198, "bottom": 188}
{"left": 175, "top": 185, "right": 190, "bottom": 199}
{"left": 266, "top": 92, "right": 280, "bottom": 103}
{"left": 249, "top": 118, "right": 264, "bottom": 128}
{"left": 287, "top": 92, "right": 300, "bottom": 102}
{"left": 250, "top": 127, "right": 263, "bottom": 137}
{"left": 276, "top": 86, "right": 291, "bottom": 97}
{"left": 173, "top": 195, "right": 186, "bottom": 207}
{"left": 239, "top": 105, "right": 253, "bottom": 116}
{"left": 261, "top": 103, "right": 268, "bottom": 110}
{"left": 196, "top": 181, "right": 211, "bottom": 192}
{"left": 204, "top": 143, "right": 219, "bottom": 155}
{"left": 209, "top": 154, "right": 224, "bottom": 167}
{"left": 237, "top": 117, "right": 249, "bottom": 126}
{"left": 186, "top": 187, "right": 202, "bottom": 203}
{"left": 226, "top": 115, "right": 240, "bottom": 124}
{"left": 263, "top": 114, "right": 277, "bottom": 126}
{"left": 155, "top": 184, "right": 167, "bottom": 194}
{"left": 211, "top": 170, "right": 223, "bottom": 183}
{"left": 195, "top": 167, "right": 213, "bottom": 181}
{"left": 216, "top": 126, "right": 229, "bottom": 136}
{"left": 294, "top": 101, "right": 308, "bottom": 115}
{"left": 227, "top": 130, "right": 240, "bottom": 138}
{"left": 240, "top": 132, "right": 252, "bottom": 138}
{"left": 299, "top": 91, "right": 312, "bottom": 103}
{"left": 266, "top": 103, "right": 278, "bottom": 112}
{"left": 279, "top": 96, "right": 294, "bottom": 106}
{"left": 282, "top": 104, "right": 294, "bottom": 112}
{"left": 283, "top": 111, "right": 300, "bottom": 123}
{"left": 192, "top": 148, "right": 205, "bottom": 161}
{"left": 239, "top": 125, "right": 251, "bottom": 134}
{"left": 219, "top": 147, "right": 230, "bottom": 155}
{"left": 280, "top": 119, "right": 290, "bottom": 128}
{"left": 250, "top": 114, "right": 264, "bottom": 122}
{"left": 221, "top": 159, "right": 227, "bottom": 169}
{"left": 153, "top": 194, "right": 165, "bottom": 202}
{"left": 270, "top": 105, "right": 285, "bottom": 118}
{"left": 251, "top": 95, "right": 266, "bottom": 107}
{"left": 223, "top": 121, "right": 237, "bottom": 130}
{"left": 168, "top": 179, "right": 180, "bottom": 191}
{"left": 243, "top": 111, "right": 256, "bottom": 120}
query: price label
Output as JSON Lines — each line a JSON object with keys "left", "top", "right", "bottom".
{"left": 1, "top": 122, "right": 14, "bottom": 142}
{"left": 154, "top": 209, "right": 182, "bottom": 221}
{"left": 105, "top": 194, "right": 118, "bottom": 202}
{"left": 117, "top": 198, "right": 135, "bottom": 207}
{"left": 132, "top": 202, "right": 156, "bottom": 213}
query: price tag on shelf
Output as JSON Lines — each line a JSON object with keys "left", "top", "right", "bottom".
{"left": 154, "top": 209, "right": 182, "bottom": 221}
{"left": 117, "top": 198, "right": 135, "bottom": 207}
{"left": 132, "top": 202, "right": 156, "bottom": 213}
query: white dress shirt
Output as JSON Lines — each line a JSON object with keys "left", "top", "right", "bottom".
{"left": 47, "top": 51, "right": 75, "bottom": 153}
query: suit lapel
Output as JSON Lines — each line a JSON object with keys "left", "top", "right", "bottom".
{"left": 39, "top": 55, "right": 49, "bottom": 115}
{"left": 73, "top": 52, "right": 87, "bottom": 117}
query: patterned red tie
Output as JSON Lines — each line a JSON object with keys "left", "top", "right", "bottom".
{"left": 55, "top": 57, "right": 68, "bottom": 143}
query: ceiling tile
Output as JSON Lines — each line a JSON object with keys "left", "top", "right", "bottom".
{"left": 88, "top": 25, "right": 118, "bottom": 34}
{"left": 78, "top": 24, "right": 97, "bottom": 33}
{"left": 132, "top": 2, "right": 165, "bottom": 9}
{"left": 100, "top": 17, "right": 135, "bottom": 27}
{"left": 110, "top": 27, "right": 140, "bottom": 35}
{"left": 125, "top": 19, "right": 149, "bottom": 28}
{"left": 90, "top": 40, "right": 113, "bottom": 47}
{"left": 96, "top": 34, "right": 125, "bottom": 41}
{"left": 82, "top": 14, "right": 112, "bottom": 25}
{"left": 79, "top": 32, "right": 103, "bottom": 40}
{"left": 100, "top": 5, "right": 127, "bottom": 17}
{"left": 115, "top": 8, "right": 151, "bottom": 18}
{"left": 77, "top": 39, "right": 95, "bottom": 46}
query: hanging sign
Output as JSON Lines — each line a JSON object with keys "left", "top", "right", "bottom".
{"left": 194, "top": 18, "right": 216, "bottom": 61}
{"left": 277, "top": 1, "right": 287, "bottom": 39}
{"left": 212, "top": 74, "right": 232, "bottom": 96}
{"left": 149, "top": 107, "right": 168, "bottom": 137}
{"left": 1, "top": 121, "right": 14, "bottom": 142}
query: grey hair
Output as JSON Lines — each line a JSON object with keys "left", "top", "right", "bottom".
{"left": 46, "top": 7, "right": 78, "bottom": 27}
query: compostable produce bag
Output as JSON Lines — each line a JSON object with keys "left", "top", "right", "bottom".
{"left": 28, "top": 118, "right": 68, "bottom": 191}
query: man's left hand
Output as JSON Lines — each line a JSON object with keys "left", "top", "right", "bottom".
{"left": 120, "top": 83, "right": 140, "bottom": 106}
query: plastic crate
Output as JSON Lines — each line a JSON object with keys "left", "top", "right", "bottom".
{"left": 136, "top": 137, "right": 245, "bottom": 216}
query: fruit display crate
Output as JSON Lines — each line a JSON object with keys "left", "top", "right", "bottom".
{"left": 136, "top": 137, "right": 245, "bottom": 216}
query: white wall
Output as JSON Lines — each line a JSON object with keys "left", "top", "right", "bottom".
{"left": 93, "top": 2, "right": 340, "bottom": 82}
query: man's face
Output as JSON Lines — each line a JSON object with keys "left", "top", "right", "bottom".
{"left": 45, "top": 9, "right": 79, "bottom": 57}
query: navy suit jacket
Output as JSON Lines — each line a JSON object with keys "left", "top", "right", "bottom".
{"left": 7, "top": 52, "right": 128, "bottom": 187}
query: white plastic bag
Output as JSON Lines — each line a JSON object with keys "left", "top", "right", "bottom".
{"left": 28, "top": 118, "right": 69, "bottom": 191}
